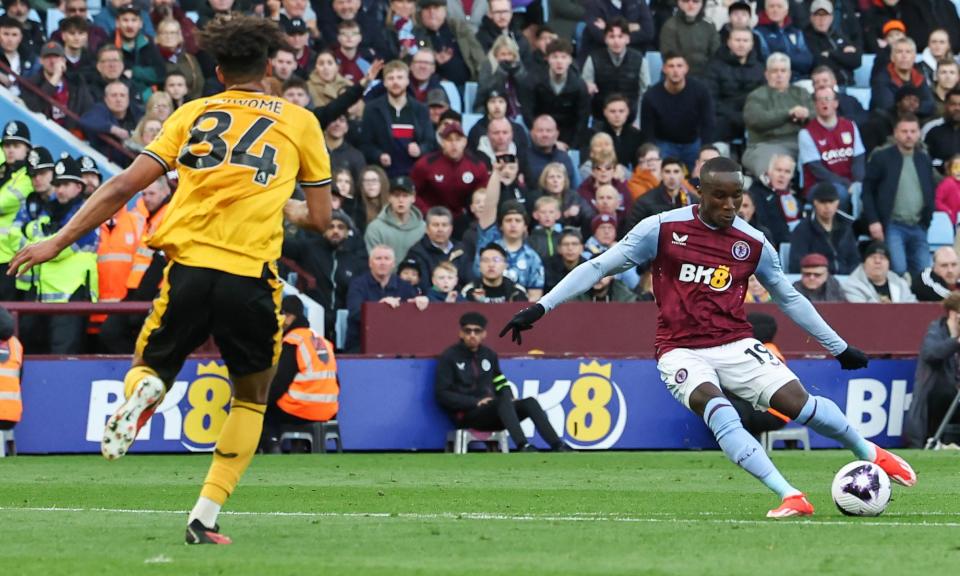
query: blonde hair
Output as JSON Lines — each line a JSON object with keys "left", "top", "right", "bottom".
{"left": 433, "top": 261, "right": 458, "bottom": 277}
{"left": 537, "top": 162, "right": 570, "bottom": 192}
{"left": 534, "top": 195, "right": 561, "bottom": 210}
{"left": 488, "top": 35, "right": 520, "bottom": 71}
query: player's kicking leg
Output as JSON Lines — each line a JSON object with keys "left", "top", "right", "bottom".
{"left": 101, "top": 362, "right": 166, "bottom": 460}
{"left": 769, "top": 382, "right": 917, "bottom": 487}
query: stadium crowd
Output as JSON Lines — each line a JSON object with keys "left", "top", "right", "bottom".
{"left": 1, "top": 0, "right": 960, "bottom": 353}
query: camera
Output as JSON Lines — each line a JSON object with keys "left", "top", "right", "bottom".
{"left": 496, "top": 154, "right": 517, "bottom": 164}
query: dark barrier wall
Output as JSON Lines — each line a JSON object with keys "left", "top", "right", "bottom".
{"left": 16, "top": 358, "right": 916, "bottom": 453}
{"left": 362, "top": 302, "right": 943, "bottom": 357}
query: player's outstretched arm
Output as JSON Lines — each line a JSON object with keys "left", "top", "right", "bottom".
{"left": 754, "top": 240, "right": 868, "bottom": 369}
{"left": 7, "top": 154, "right": 165, "bottom": 277}
{"left": 285, "top": 184, "right": 333, "bottom": 232}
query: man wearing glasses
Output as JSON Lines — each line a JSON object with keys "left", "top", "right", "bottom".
{"left": 434, "top": 311, "right": 569, "bottom": 452}
{"left": 791, "top": 253, "right": 847, "bottom": 302}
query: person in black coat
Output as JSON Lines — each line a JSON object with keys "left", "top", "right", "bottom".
{"left": 748, "top": 154, "right": 801, "bottom": 249}
{"left": 704, "top": 28, "right": 765, "bottom": 142}
{"left": 475, "top": 0, "right": 533, "bottom": 65}
{"left": 788, "top": 183, "right": 860, "bottom": 274}
{"left": 579, "top": 0, "right": 654, "bottom": 60}
{"left": 282, "top": 211, "right": 369, "bottom": 345}
{"left": 434, "top": 311, "right": 568, "bottom": 451}
{"left": 911, "top": 246, "right": 960, "bottom": 301}
{"left": 523, "top": 39, "right": 591, "bottom": 150}
{"left": 406, "top": 206, "right": 474, "bottom": 291}
{"left": 804, "top": 0, "right": 861, "bottom": 87}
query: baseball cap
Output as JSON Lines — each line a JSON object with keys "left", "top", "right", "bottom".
{"left": 809, "top": 182, "right": 840, "bottom": 203}
{"left": 862, "top": 240, "right": 890, "bottom": 262}
{"left": 439, "top": 121, "right": 465, "bottom": 139}
{"left": 591, "top": 212, "right": 618, "bottom": 235}
{"left": 52, "top": 155, "right": 84, "bottom": 185}
{"left": 282, "top": 16, "right": 308, "bottom": 35}
{"left": 2, "top": 120, "right": 30, "bottom": 146}
{"left": 280, "top": 295, "right": 304, "bottom": 317}
{"left": 799, "top": 253, "right": 830, "bottom": 269}
{"left": 426, "top": 88, "right": 449, "bottom": 108}
{"left": 882, "top": 20, "right": 906, "bottom": 37}
{"left": 390, "top": 175, "right": 415, "bottom": 194}
{"left": 480, "top": 242, "right": 508, "bottom": 259}
{"left": 115, "top": 4, "right": 140, "bottom": 16}
{"left": 497, "top": 200, "right": 527, "bottom": 226}
{"left": 397, "top": 258, "right": 419, "bottom": 274}
{"left": 484, "top": 88, "right": 507, "bottom": 105}
{"left": 40, "top": 41, "right": 65, "bottom": 58}
{"left": 459, "top": 311, "right": 487, "bottom": 328}
{"left": 26, "top": 146, "right": 54, "bottom": 175}
{"left": 810, "top": 0, "right": 833, "bottom": 14}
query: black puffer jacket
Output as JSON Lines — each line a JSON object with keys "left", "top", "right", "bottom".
{"left": 703, "top": 46, "right": 765, "bottom": 135}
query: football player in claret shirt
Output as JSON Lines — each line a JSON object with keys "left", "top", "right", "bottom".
{"left": 501, "top": 157, "right": 918, "bottom": 518}
{"left": 8, "top": 15, "right": 332, "bottom": 544}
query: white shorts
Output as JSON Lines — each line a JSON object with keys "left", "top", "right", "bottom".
{"left": 657, "top": 338, "right": 798, "bottom": 410}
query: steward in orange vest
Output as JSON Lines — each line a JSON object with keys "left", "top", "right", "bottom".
{"left": 97, "top": 178, "right": 171, "bottom": 353}
{"left": 0, "top": 307, "right": 23, "bottom": 429}
{"left": 261, "top": 296, "right": 339, "bottom": 452}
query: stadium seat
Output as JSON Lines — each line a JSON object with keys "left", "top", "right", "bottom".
{"left": 462, "top": 113, "right": 483, "bottom": 135}
{"left": 568, "top": 149, "right": 580, "bottom": 171}
{"left": 853, "top": 54, "right": 874, "bottom": 88}
{"left": 846, "top": 87, "right": 871, "bottom": 110}
{"left": 446, "top": 429, "right": 509, "bottom": 454}
{"left": 0, "top": 428, "right": 15, "bottom": 458}
{"left": 646, "top": 51, "right": 663, "bottom": 84}
{"left": 928, "top": 211, "right": 955, "bottom": 247}
{"left": 760, "top": 426, "right": 811, "bottom": 453}
{"left": 463, "top": 81, "right": 478, "bottom": 113}
{"left": 278, "top": 420, "right": 342, "bottom": 454}
{"left": 778, "top": 242, "right": 791, "bottom": 273}
{"left": 439, "top": 80, "right": 462, "bottom": 114}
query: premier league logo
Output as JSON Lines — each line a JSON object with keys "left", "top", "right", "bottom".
{"left": 675, "top": 368, "right": 688, "bottom": 384}
{"left": 731, "top": 240, "right": 750, "bottom": 261}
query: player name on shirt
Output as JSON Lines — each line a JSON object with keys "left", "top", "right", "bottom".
{"left": 207, "top": 97, "right": 285, "bottom": 113}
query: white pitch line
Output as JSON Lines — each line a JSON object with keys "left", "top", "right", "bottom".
{"left": 1, "top": 506, "right": 959, "bottom": 528}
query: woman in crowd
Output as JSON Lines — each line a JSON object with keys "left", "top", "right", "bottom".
{"left": 576, "top": 150, "right": 632, "bottom": 219}
{"left": 144, "top": 91, "right": 174, "bottom": 123}
{"left": 358, "top": 165, "right": 389, "bottom": 233}
{"left": 155, "top": 18, "right": 204, "bottom": 101}
{"left": 476, "top": 36, "right": 527, "bottom": 117}
{"left": 308, "top": 50, "right": 353, "bottom": 109}
{"left": 920, "top": 28, "right": 957, "bottom": 87}
{"left": 530, "top": 162, "right": 594, "bottom": 236}
{"left": 579, "top": 132, "right": 628, "bottom": 184}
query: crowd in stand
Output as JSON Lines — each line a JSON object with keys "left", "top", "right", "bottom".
{"left": 2, "top": 0, "right": 960, "bottom": 353}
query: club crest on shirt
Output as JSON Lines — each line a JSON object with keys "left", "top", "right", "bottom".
{"left": 462, "top": 171, "right": 474, "bottom": 184}
{"left": 731, "top": 240, "right": 750, "bottom": 261}
{"left": 841, "top": 131, "right": 852, "bottom": 145}
{"left": 675, "top": 368, "right": 688, "bottom": 384}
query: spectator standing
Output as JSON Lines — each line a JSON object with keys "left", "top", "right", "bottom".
{"left": 905, "top": 292, "right": 960, "bottom": 448}
{"left": 640, "top": 53, "right": 715, "bottom": 171}
{"left": 364, "top": 176, "right": 426, "bottom": 261}
{"left": 360, "top": 59, "right": 434, "bottom": 178}
{"left": 346, "top": 244, "right": 426, "bottom": 351}
{"left": 862, "top": 114, "right": 936, "bottom": 276}
{"left": 446, "top": 0, "right": 488, "bottom": 33}
{"left": 843, "top": 240, "right": 919, "bottom": 302}
{"left": 434, "top": 311, "right": 568, "bottom": 451}
{"left": 461, "top": 242, "right": 529, "bottom": 302}
{"left": 626, "top": 157, "right": 700, "bottom": 228}
{"left": 0, "top": 306, "right": 21, "bottom": 433}
{"left": 871, "top": 37, "right": 935, "bottom": 119}
{"left": 0, "top": 120, "right": 31, "bottom": 300}
{"left": 17, "top": 157, "right": 98, "bottom": 353}
{"left": 407, "top": 205, "right": 473, "bottom": 291}
{"left": 792, "top": 252, "right": 848, "bottom": 302}
{"left": 798, "top": 86, "right": 865, "bottom": 207}
{"left": 912, "top": 246, "right": 960, "bottom": 301}
{"left": 705, "top": 26, "right": 766, "bottom": 143}
{"left": 659, "top": 0, "right": 721, "bottom": 78}
{"left": 525, "top": 39, "right": 590, "bottom": 150}
{"left": 788, "top": 183, "right": 860, "bottom": 274}
{"left": 23, "top": 41, "right": 94, "bottom": 130}
{"left": 582, "top": 17, "right": 646, "bottom": 122}
{"left": 413, "top": 0, "right": 485, "bottom": 86}
{"left": 410, "top": 121, "right": 489, "bottom": 215}
{"left": 748, "top": 154, "right": 801, "bottom": 248}
{"left": 755, "top": 0, "right": 814, "bottom": 80}
{"left": 803, "top": 0, "right": 861, "bottom": 86}
{"left": 925, "top": 88, "right": 960, "bottom": 173}
{"left": 580, "top": 0, "right": 654, "bottom": 59}
{"left": 283, "top": 211, "right": 368, "bottom": 343}
{"left": 261, "top": 296, "right": 339, "bottom": 453}
{"left": 742, "top": 52, "right": 812, "bottom": 178}
{"left": 547, "top": 1, "right": 585, "bottom": 43}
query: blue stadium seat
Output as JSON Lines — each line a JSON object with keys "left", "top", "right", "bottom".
{"left": 462, "top": 113, "right": 482, "bottom": 135}
{"left": 463, "top": 82, "right": 478, "bottom": 113}
{"left": 846, "top": 87, "right": 871, "bottom": 110}
{"left": 854, "top": 54, "right": 875, "bottom": 88}
{"left": 568, "top": 149, "right": 581, "bottom": 172}
{"left": 439, "top": 80, "right": 462, "bottom": 114}
{"left": 646, "top": 51, "right": 663, "bottom": 84}
{"left": 779, "top": 242, "right": 791, "bottom": 273}
{"left": 928, "top": 211, "right": 955, "bottom": 247}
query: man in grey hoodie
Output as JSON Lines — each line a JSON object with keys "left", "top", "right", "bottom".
{"left": 363, "top": 176, "right": 426, "bottom": 262}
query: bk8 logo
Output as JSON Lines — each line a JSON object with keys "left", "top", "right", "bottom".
{"left": 563, "top": 361, "right": 627, "bottom": 449}
{"left": 677, "top": 263, "right": 732, "bottom": 292}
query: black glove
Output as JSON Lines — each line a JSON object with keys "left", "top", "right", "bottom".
{"left": 836, "top": 346, "right": 869, "bottom": 370}
{"left": 499, "top": 304, "right": 545, "bottom": 345}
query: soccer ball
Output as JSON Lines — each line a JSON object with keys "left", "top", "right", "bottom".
{"left": 831, "top": 461, "right": 891, "bottom": 516}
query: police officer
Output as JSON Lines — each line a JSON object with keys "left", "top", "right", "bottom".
{"left": 78, "top": 155, "right": 102, "bottom": 196}
{"left": 434, "top": 311, "right": 569, "bottom": 452}
{"left": 0, "top": 120, "right": 32, "bottom": 299}
{"left": 19, "top": 155, "right": 98, "bottom": 353}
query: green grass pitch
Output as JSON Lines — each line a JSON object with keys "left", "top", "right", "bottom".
{"left": 0, "top": 451, "right": 957, "bottom": 575}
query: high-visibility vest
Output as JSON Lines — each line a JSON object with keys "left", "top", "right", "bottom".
{"left": 20, "top": 215, "right": 99, "bottom": 303}
{"left": 97, "top": 208, "right": 145, "bottom": 303}
{"left": 277, "top": 327, "right": 339, "bottom": 421}
{"left": 127, "top": 202, "right": 167, "bottom": 291}
{"left": 0, "top": 166, "right": 32, "bottom": 264}
{"left": 0, "top": 336, "right": 23, "bottom": 423}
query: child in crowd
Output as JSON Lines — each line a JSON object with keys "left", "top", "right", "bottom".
{"left": 427, "top": 261, "right": 464, "bottom": 302}
{"left": 398, "top": 258, "right": 422, "bottom": 290}
{"left": 528, "top": 195, "right": 563, "bottom": 261}
{"left": 935, "top": 154, "right": 960, "bottom": 225}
